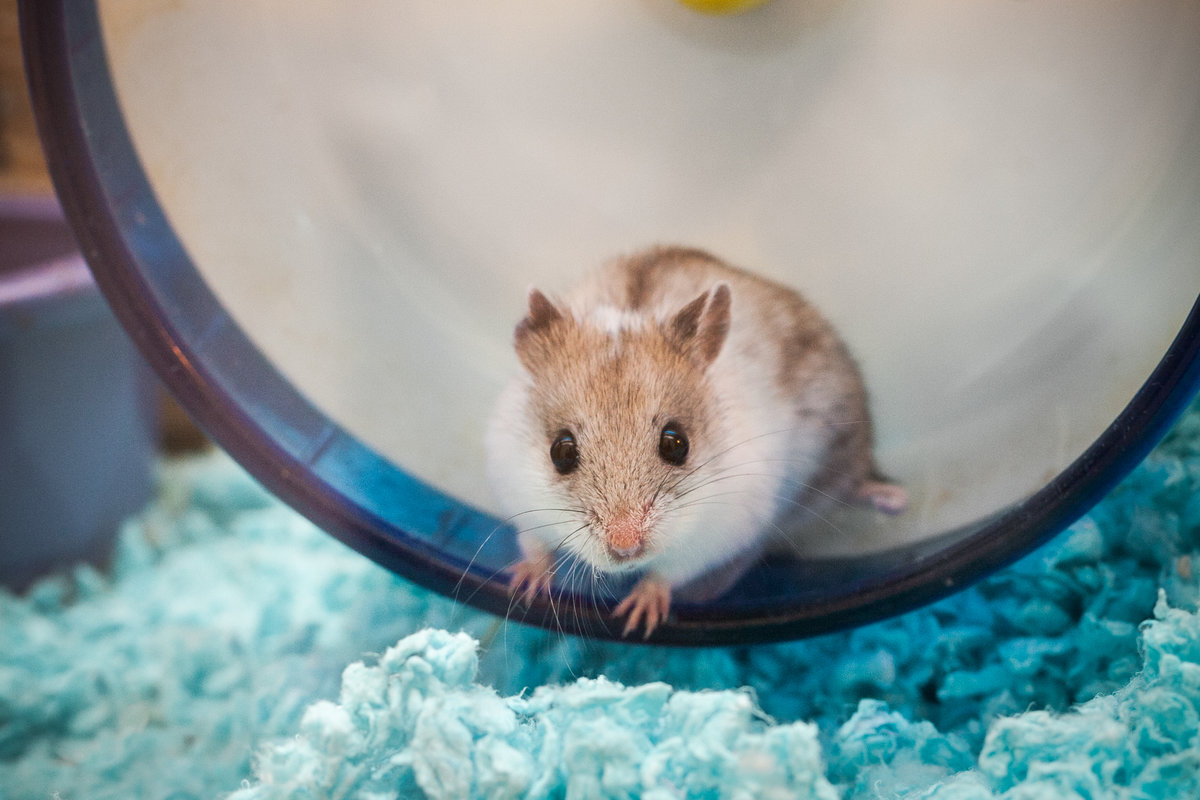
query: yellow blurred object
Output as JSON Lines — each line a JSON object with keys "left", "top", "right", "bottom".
{"left": 676, "top": 0, "right": 773, "bottom": 15}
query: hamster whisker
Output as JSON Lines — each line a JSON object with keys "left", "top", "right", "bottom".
{"left": 701, "top": 423, "right": 834, "bottom": 461}
{"left": 544, "top": 557, "right": 571, "bottom": 638}
{"left": 649, "top": 470, "right": 672, "bottom": 512}
{"left": 669, "top": 491, "right": 849, "bottom": 553}
{"left": 503, "top": 546, "right": 567, "bottom": 633}
{"left": 741, "top": 454, "right": 885, "bottom": 486}
{"left": 562, "top": 553, "right": 613, "bottom": 642}
{"left": 764, "top": 492, "right": 849, "bottom": 537}
{"left": 551, "top": 520, "right": 593, "bottom": 554}
{"left": 666, "top": 493, "right": 795, "bottom": 533}
{"left": 675, "top": 469, "right": 860, "bottom": 513}
{"left": 771, "top": 477, "right": 863, "bottom": 509}
{"left": 658, "top": 424, "right": 827, "bottom": 498}
{"left": 511, "top": 518, "right": 583, "bottom": 539}
{"left": 563, "top": 566, "right": 606, "bottom": 646}
{"left": 672, "top": 444, "right": 886, "bottom": 511}
{"left": 676, "top": 452, "right": 840, "bottom": 492}
{"left": 453, "top": 541, "right": 501, "bottom": 603}
{"left": 453, "top": 519, "right": 526, "bottom": 606}
{"left": 535, "top": 521, "right": 593, "bottom": 628}
{"left": 563, "top": 559, "right": 584, "bottom": 639}
{"left": 453, "top": 504, "right": 590, "bottom": 601}
{"left": 488, "top": 518, "right": 593, "bottom": 620}
{"left": 667, "top": 498, "right": 756, "bottom": 516}
{"left": 673, "top": 476, "right": 856, "bottom": 529}
{"left": 667, "top": 416, "right": 881, "bottom": 497}
{"left": 668, "top": 490, "right": 760, "bottom": 509}
{"left": 456, "top": 550, "right": 539, "bottom": 614}
{"left": 453, "top": 518, "right": 589, "bottom": 608}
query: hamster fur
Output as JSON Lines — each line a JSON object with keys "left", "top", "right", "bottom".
{"left": 485, "top": 246, "right": 906, "bottom": 637}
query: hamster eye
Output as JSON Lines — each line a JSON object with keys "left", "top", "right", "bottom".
{"left": 658, "top": 423, "right": 689, "bottom": 466}
{"left": 550, "top": 431, "right": 579, "bottom": 475}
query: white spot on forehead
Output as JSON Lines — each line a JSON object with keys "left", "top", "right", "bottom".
{"left": 580, "top": 305, "right": 647, "bottom": 339}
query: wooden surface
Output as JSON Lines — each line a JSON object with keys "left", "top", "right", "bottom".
{"left": 0, "top": 0, "right": 54, "bottom": 195}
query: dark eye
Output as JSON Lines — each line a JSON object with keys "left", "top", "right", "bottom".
{"left": 550, "top": 430, "right": 579, "bottom": 475}
{"left": 658, "top": 423, "right": 689, "bottom": 466}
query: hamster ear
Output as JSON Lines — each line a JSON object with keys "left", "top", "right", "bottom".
{"left": 669, "top": 282, "right": 731, "bottom": 366}
{"left": 514, "top": 288, "right": 564, "bottom": 371}
{"left": 525, "top": 289, "right": 562, "bottom": 330}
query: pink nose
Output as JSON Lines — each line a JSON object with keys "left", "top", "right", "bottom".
{"left": 607, "top": 514, "right": 646, "bottom": 560}
{"left": 609, "top": 541, "right": 641, "bottom": 559}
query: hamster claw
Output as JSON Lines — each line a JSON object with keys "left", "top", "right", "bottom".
{"left": 613, "top": 575, "right": 672, "bottom": 639}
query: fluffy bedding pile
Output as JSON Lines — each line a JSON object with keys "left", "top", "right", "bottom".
{"left": 2, "top": 401, "right": 1199, "bottom": 799}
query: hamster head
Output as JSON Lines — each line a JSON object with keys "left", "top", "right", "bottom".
{"left": 509, "top": 283, "right": 733, "bottom": 574}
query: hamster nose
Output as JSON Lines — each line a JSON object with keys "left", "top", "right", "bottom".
{"left": 606, "top": 513, "right": 647, "bottom": 561}
{"left": 609, "top": 542, "right": 643, "bottom": 560}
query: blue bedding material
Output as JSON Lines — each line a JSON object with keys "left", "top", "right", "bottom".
{"left": 2, "top": 401, "right": 1199, "bottom": 799}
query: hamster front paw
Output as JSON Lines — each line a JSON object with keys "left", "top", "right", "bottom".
{"left": 509, "top": 548, "right": 556, "bottom": 607}
{"left": 613, "top": 574, "right": 672, "bottom": 639}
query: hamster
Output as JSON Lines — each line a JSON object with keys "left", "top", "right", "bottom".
{"left": 485, "top": 246, "right": 907, "bottom": 638}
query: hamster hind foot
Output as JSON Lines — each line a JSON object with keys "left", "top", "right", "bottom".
{"left": 857, "top": 479, "right": 909, "bottom": 515}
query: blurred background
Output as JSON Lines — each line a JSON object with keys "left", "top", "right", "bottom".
{"left": 1, "top": 0, "right": 50, "bottom": 197}
{"left": 1, "top": 0, "right": 205, "bottom": 449}
{"left": 1, "top": 0, "right": 207, "bottom": 592}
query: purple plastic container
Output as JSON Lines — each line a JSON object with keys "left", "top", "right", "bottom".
{"left": 0, "top": 194, "right": 156, "bottom": 591}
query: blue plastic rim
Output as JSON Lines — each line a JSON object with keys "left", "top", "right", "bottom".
{"left": 19, "top": 0, "right": 1200, "bottom": 645}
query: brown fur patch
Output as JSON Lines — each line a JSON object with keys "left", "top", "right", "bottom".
{"left": 623, "top": 245, "right": 726, "bottom": 308}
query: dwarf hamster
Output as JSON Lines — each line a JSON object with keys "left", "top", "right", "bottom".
{"left": 485, "top": 246, "right": 906, "bottom": 637}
